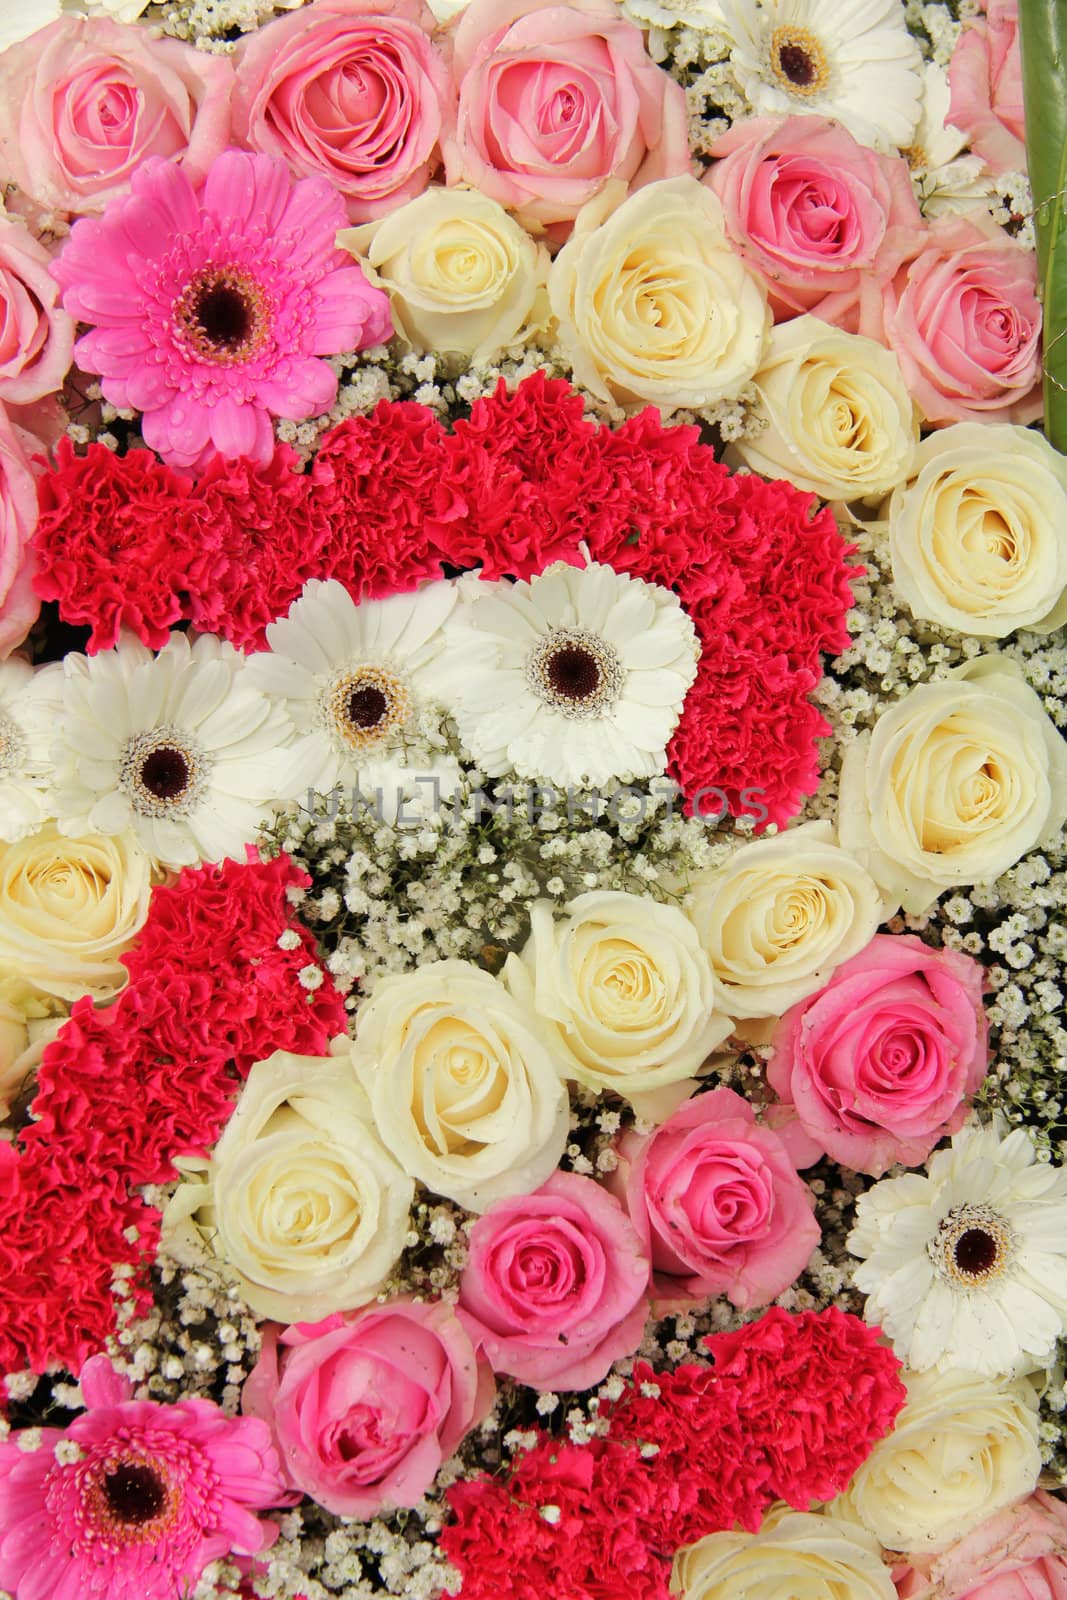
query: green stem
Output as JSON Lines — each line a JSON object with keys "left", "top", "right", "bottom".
{"left": 1018, "top": 0, "right": 1067, "bottom": 451}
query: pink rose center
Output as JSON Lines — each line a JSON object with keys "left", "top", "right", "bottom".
{"left": 651, "top": 1141, "right": 775, "bottom": 1255}
{"left": 484, "top": 1217, "right": 604, "bottom": 1325}
{"left": 298, "top": 47, "right": 414, "bottom": 167}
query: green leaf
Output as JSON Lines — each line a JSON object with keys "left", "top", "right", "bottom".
{"left": 1018, "top": 0, "right": 1067, "bottom": 451}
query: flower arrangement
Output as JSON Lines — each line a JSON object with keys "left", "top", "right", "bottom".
{"left": 0, "top": 1, "right": 1065, "bottom": 1599}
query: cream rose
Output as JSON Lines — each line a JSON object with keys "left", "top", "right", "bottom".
{"left": 0, "top": 1002, "right": 63, "bottom": 1134}
{"left": 338, "top": 187, "right": 550, "bottom": 365}
{"left": 838, "top": 657, "right": 1067, "bottom": 915}
{"left": 686, "top": 822, "right": 892, "bottom": 1021}
{"left": 0, "top": 825, "right": 156, "bottom": 1003}
{"left": 162, "top": 1050, "right": 414, "bottom": 1323}
{"left": 548, "top": 176, "right": 770, "bottom": 410}
{"left": 671, "top": 1509, "right": 897, "bottom": 1600}
{"left": 730, "top": 317, "right": 919, "bottom": 504}
{"left": 827, "top": 1367, "right": 1041, "bottom": 1555}
{"left": 887, "top": 423, "right": 1067, "bottom": 636}
{"left": 505, "top": 891, "right": 731, "bottom": 1103}
{"left": 348, "top": 959, "right": 569, "bottom": 1212}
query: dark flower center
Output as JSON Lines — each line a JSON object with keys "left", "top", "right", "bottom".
{"left": 139, "top": 746, "right": 191, "bottom": 801}
{"left": 953, "top": 1227, "right": 999, "bottom": 1278}
{"left": 777, "top": 43, "right": 817, "bottom": 85}
{"left": 193, "top": 282, "right": 255, "bottom": 351}
{"left": 525, "top": 627, "right": 625, "bottom": 721}
{"left": 176, "top": 265, "right": 272, "bottom": 365}
{"left": 770, "top": 26, "right": 830, "bottom": 96}
{"left": 103, "top": 1462, "right": 167, "bottom": 1526}
{"left": 547, "top": 646, "right": 601, "bottom": 703}
{"left": 347, "top": 685, "right": 389, "bottom": 730}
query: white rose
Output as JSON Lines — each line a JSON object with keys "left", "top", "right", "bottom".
{"left": 827, "top": 1367, "right": 1041, "bottom": 1554}
{"left": 338, "top": 187, "right": 550, "bottom": 366}
{"left": 671, "top": 1509, "right": 897, "bottom": 1600}
{"left": 0, "top": 0, "right": 61, "bottom": 50}
{"left": 686, "top": 822, "right": 892, "bottom": 1020}
{"left": 548, "top": 175, "right": 770, "bottom": 409}
{"left": 730, "top": 317, "right": 919, "bottom": 504}
{"left": 0, "top": 1002, "right": 64, "bottom": 1134}
{"left": 838, "top": 657, "right": 1067, "bottom": 915}
{"left": 0, "top": 825, "right": 156, "bottom": 1003}
{"left": 887, "top": 423, "right": 1067, "bottom": 636}
{"left": 162, "top": 1050, "right": 414, "bottom": 1323}
{"left": 504, "top": 891, "right": 730, "bottom": 1103}
{"left": 348, "top": 959, "right": 569, "bottom": 1212}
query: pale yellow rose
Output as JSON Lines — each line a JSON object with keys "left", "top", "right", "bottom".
{"left": 338, "top": 186, "right": 551, "bottom": 366}
{"left": 505, "top": 890, "right": 730, "bottom": 1103}
{"left": 548, "top": 175, "right": 770, "bottom": 409}
{"left": 162, "top": 1050, "right": 414, "bottom": 1323}
{"left": 0, "top": 1005, "right": 65, "bottom": 1135}
{"left": 826, "top": 1367, "right": 1041, "bottom": 1555}
{"left": 886, "top": 423, "right": 1067, "bottom": 636}
{"left": 838, "top": 657, "right": 1067, "bottom": 914}
{"left": 0, "top": 825, "right": 156, "bottom": 1003}
{"left": 730, "top": 317, "right": 919, "bottom": 504}
{"left": 348, "top": 959, "right": 569, "bottom": 1212}
{"left": 686, "top": 821, "right": 892, "bottom": 1020}
{"left": 671, "top": 1508, "right": 896, "bottom": 1600}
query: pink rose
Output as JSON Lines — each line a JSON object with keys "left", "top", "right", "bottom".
{"left": 457, "top": 1171, "right": 650, "bottom": 1392}
{"left": 707, "top": 114, "right": 924, "bottom": 333}
{"left": 767, "top": 933, "right": 989, "bottom": 1178}
{"left": 0, "top": 402, "right": 44, "bottom": 658}
{"left": 948, "top": 0, "right": 1026, "bottom": 178}
{"left": 896, "top": 1491, "right": 1067, "bottom": 1600}
{"left": 863, "top": 212, "right": 1041, "bottom": 425}
{"left": 443, "top": 0, "right": 691, "bottom": 234}
{"left": 233, "top": 0, "right": 452, "bottom": 224}
{"left": 610, "top": 1086, "right": 819, "bottom": 1311}
{"left": 0, "top": 16, "right": 233, "bottom": 217}
{"left": 0, "top": 218, "right": 74, "bottom": 405}
{"left": 242, "top": 1300, "right": 493, "bottom": 1519}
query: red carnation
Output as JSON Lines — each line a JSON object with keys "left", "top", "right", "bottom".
{"left": 669, "top": 644, "right": 830, "bottom": 830}
{"left": 442, "top": 372, "right": 602, "bottom": 579}
{"left": 121, "top": 852, "right": 348, "bottom": 1076}
{"left": 31, "top": 439, "right": 196, "bottom": 651}
{"left": 311, "top": 401, "right": 459, "bottom": 601}
{"left": 606, "top": 1361, "right": 769, "bottom": 1550}
{"left": 183, "top": 444, "right": 329, "bottom": 651}
{"left": 705, "top": 1306, "right": 907, "bottom": 1506}
{"left": 443, "top": 1437, "right": 672, "bottom": 1600}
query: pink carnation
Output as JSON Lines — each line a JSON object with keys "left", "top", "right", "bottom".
{"left": 948, "top": 0, "right": 1026, "bottom": 178}
{"left": 0, "top": 1354, "right": 288, "bottom": 1600}
{"left": 443, "top": 0, "right": 690, "bottom": 234}
{"left": 457, "top": 1171, "right": 650, "bottom": 1391}
{"left": 242, "top": 1301, "right": 494, "bottom": 1518}
{"left": 51, "top": 148, "right": 391, "bottom": 470}
{"left": 611, "top": 1086, "right": 819, "bottom": 1310}
{"left": 707, "top": 114, "right": 923, "bottom": 333}
{"left": 767, "top": 933, "right": 989, "bottom": 1177}
{"left": 897, "top": 1491, "right": 1067, "bottom": 1600}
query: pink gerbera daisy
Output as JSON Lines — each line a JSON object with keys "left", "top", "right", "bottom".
{"left": 0, "top": 1355, "right": 291, "bottom": 1600}
{"left": 50, "top": 149, "right": 392, "bottom": 471}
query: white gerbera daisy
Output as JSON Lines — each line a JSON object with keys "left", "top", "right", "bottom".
{"left": 0, "top": 659, "right": 63, "bottom": 842}
{"left": 848, "top": 1123, "right": 1067, "bottom": 1378}
{"left": 438, "top": 562, "right": 700, "bottom": 788}
{"left": 52, "top": 633, "right": 294, "bottom": 870}
{"left": 624, "top": 0, "right": 728, "bottom": 32}
{"left": 908, "top": 62, "right": 997, "bottom": 218}
{"left": 244, "top": 578, "right": 459, "bottom": 806}
{"left": 720, "top": 0, "right": 922, "bottom": 151}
